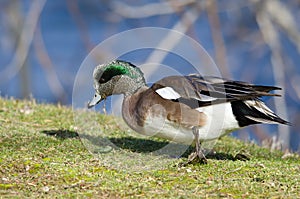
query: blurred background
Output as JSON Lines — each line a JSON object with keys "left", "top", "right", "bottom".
{"left": 1, "top": 0, "right": 299, "bottom": 152}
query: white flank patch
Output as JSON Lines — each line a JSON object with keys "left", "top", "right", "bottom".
{"left": 142, "top": 102, "right": 240, "bottom": 145}
{"left": 143, "top": 114, "right": 195, "bottom": 145}
{"left": 195, "top": 103, "right": 240, "bottom": 140}
{"left": 156, "top": 87, "right": 181, "bottom": 100}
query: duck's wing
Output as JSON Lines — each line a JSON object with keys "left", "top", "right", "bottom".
{"left": 188, "top": 75, "right": 281, "bottom": 97}
{"left": 151, "top": 75, "right": 282, "bottom": 108}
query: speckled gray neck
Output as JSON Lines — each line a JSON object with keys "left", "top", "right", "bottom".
{"left": 113, "top": 75, "right": 147, "bottom": 97}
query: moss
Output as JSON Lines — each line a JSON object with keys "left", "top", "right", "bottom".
{"left": 0, "top": 97, "right": 299, "bottom": 198}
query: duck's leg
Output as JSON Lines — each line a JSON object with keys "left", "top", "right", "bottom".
{"left": 187, "top": 127, "right": 207, "bottom": 164}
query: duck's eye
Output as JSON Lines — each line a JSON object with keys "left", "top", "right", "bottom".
{"left": 99, "top": 77, "right": 106, "bottom": 83}
{"left": 98, "top": 65, "right": 129, "bottom": 84}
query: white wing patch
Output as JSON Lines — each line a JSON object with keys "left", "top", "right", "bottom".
{"left": 155, "top": 87, "right": 181, "bottom": 100}
{"left": 156, "top": 86, "right": 217, "bottom": 102}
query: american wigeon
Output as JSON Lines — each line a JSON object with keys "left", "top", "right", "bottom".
{"left": 88, "top": 60, "right": 289, "bottom": 164}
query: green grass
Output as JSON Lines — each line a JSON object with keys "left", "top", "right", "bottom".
{"left": 0, "top": 97, "right": 299, "bottom": 198}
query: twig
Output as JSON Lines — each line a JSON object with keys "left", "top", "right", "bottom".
{"left": 111, "top": 0, "right": 195, "bottom": 18}
{"left": 0, "top": 0, "right": 46, "bottom": 84}
{"left": 33, "top": 25, "right": 67, "bottom": 103}
{"left": 65, "top": 0, "right": 108, "bottom": 63}
{"left": 206, "top": 0, "right": 230, "bottom": 77}
{"left": 263, "top": 0, "right": 300, "bottom": 54}
{"left": 66, "top": 0, "right": 93, "bottom": 52}
{"left": 255, "top": 0, "right": 290, "bottom": 149}
{"left": 144, "top": 5, "right": 201, "bottom": 75}
{"left": 221, "top": 166, "right": 245, "bottom": 180}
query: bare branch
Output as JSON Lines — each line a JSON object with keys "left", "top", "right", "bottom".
{"left": 264, "top": 0, "right": 300, "bottom": 54}
{"left": 33, "top": 25, "right": 67, "bottom": 103}
{"left": 206, "top": 0, "right": 230, "bottom": 77}
{"left": 291, "top": 75, "right": 300, "bottom": 101}
{"left": 111, "top": 0, "right": 195, "bottom": 18}
{"left": 66, "top": 0, "right": 94, "bottom": 52}
{"left": 254, "top": 0, "right": 290, "bottom": 149}
{"left": 0, "top": 0, "right": 46, "bottom": 84}
{"left": 144, "top": 6, "right": 201, "bottom": 75}
{"left": 66, "top": 0, "right": 109, "bottom": 63}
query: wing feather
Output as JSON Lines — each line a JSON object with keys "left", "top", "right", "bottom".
{"left": 152, "top": 75, "right": 282, "bottom": 108}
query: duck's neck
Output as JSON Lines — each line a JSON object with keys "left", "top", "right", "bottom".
{"left": 124, "top": 81, "right": 147, "bottom": 97}
{"left": 113, "top": 75, "right": 147, "bottom": 97}
{"left": 122, "top": 86, "right": 149, "bottom": 133}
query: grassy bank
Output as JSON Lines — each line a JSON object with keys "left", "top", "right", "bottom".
{"left": 0, "top": 98, "right": 299, "bottom": 198}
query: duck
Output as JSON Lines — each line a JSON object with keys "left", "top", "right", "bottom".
{"left": 87, "top": 60, "right": 289, "bottom": 164}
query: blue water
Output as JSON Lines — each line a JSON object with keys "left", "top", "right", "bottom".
{"left": 1, "top": 1, "right": 299, "bottom": 151}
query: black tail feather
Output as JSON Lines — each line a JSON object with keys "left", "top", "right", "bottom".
{"left": 231, "top": 100, "right": 290, "bottom": 127}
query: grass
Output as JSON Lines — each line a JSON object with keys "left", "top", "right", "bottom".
{"left": 0, "top": 97, "right": 299, "bottom": 198}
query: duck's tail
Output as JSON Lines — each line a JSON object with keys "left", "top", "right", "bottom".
{"left": 231, "top": 99, "right": 290, "bottom": 127}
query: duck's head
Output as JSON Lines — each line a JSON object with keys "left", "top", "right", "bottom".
{"left": 87, "top": 60, "right": 146, "bottom": 108}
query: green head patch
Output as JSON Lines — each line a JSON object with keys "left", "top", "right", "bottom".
{"left": 99, "top": 61, "right": 134, "bottom": 84}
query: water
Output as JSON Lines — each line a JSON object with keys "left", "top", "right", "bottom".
{"left": 0, "top": 1, "right": 299, "bottom": 151}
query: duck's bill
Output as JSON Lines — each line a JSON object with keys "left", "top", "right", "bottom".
{"left": 87, "top": 93, "right": 102, "bottom": 108}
